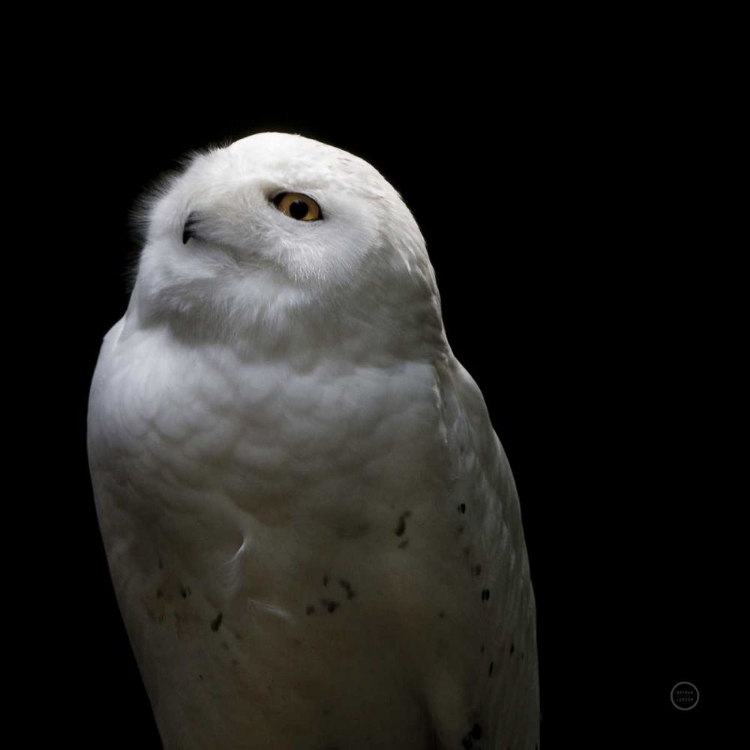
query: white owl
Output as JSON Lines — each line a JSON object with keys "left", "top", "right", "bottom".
{"left": 88, "top": 132, "right": 540, "bottom": 750}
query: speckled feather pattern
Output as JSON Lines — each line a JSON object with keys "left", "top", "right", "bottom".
{"left": 88, "top": 133, "right": 540, "bottom": 749}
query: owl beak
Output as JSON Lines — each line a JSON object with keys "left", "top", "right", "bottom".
{"left": 183, "top": 213, "right": 199, "bottom": 245}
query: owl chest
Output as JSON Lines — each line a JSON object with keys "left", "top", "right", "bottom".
{"left": 98, "top": 338, "right": 457, "bottom": 659}
{"left": 103, "top": 337, "right": 445, "bottom": 521}
{"left": 93, "top": 335, "right": 484, "bottom": 747}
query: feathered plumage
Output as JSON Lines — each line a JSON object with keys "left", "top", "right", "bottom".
{"left": 88, "top": 133, "right": 540, "bottom": 749}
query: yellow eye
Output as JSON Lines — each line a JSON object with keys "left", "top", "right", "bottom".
{"left": 273, "top": 192, "right": 322, "bottom": 222}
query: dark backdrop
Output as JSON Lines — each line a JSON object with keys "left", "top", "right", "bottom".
{"left": 46, "top": 63, "right": 725, "bottom": 749}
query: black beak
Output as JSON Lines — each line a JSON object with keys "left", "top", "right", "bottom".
{"left": 183, "top": 213, "right": 199, "bottom": 245}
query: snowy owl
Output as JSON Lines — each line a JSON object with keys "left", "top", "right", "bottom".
{"left": 87, "top": 132, "right": 540, "bottom": 750}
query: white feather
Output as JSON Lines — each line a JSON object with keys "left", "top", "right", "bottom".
{"left": 88, "top": 132, "right": 539, "bottom": 750}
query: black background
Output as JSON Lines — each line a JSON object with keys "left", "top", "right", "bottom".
{"left": 40, "top": 39, "right": 733, "bottom": 749}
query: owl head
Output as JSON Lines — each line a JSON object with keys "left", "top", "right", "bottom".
{"left": 128, "top": 133, "right": 444, "bottom": 360}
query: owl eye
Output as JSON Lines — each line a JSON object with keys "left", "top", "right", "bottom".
{"left": 272, "top": 192, "right": 322, "bottom": 222}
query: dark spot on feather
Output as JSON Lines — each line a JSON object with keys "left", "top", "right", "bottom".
{"left": 306, "top": 605, "right": 316, "bottom": 615}
{"left": 462, "top": 734, "right": 473, "bottom": 750}
{"left": 320, "top": 598, "right": 340, "bottom": 613}
{"left": 339, "top": 579, "right": 355, "bottom": 599}
{"left": 158, "top": 558, "right": 164, "bottom": 570}
{"left": 180, "top": 585, "right": 190, "bottom": 598}
{"left": 489, "top": 661, "right": 494, "bottom": 676}
{"left": 471, "top": 724, "right": 482, "bottom": 740}
{"left": 459, "top": 503, "right": 466, "bottom": 514}
{"left": 510, "top": 643, "right": 515, "bottom": 655}
{"left": 198, "top": 674, "right": 204, "bottom": 680}
{"left": 438, "top": 611, "right": 445, "bottom": 619}
{"left": 156, "top": 588, "right": 163, "bottom": 599}
{"left": 398, "top": 539, "right": 409, "bottom": 549}
{"left": 482, "top": 589, "right": 490, "bottom": 601}
{"left": 473, "top": 564, "right": 482, "bottom": 576}
{"left": 480, "top": 644, "right": 485, "bottom": 653}
{"left": 210, "top": 612, "right": 223, "bottom": 632}
{"left": 323, "top": 575, "right": 329, "bottom": 587}
{"left": 395, "top": 510, "right": 412, "bottom": 537}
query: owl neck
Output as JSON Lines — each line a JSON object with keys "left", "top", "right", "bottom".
{"left": 127, "top": 268, "right": 447, "bottom": 368}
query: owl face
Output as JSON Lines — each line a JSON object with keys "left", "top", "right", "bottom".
{"left": 130, "top": 133, "right": 440, "bottom": 355}
{"left": 142, "top": 133, "right": 425, "bottom": 291}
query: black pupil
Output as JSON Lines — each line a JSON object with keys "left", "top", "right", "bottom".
{"left": 289, "top": 200, "right": 309, "bottom": 220}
